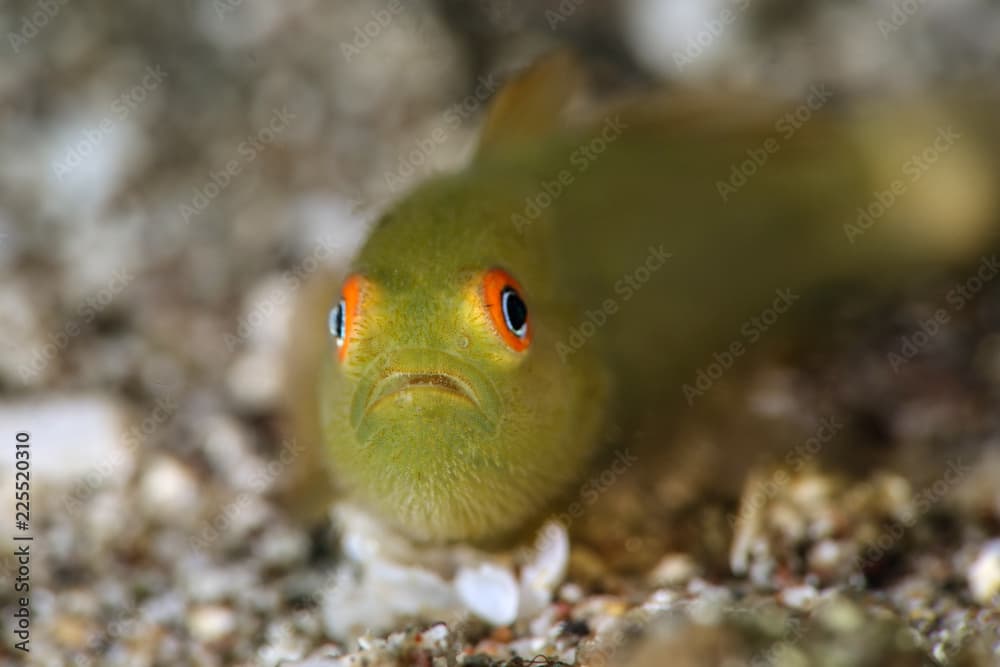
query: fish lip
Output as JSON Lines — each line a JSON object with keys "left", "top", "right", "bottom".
{"left": 368, "top": 371, "right": 480, "bottom": 410}
{"left": 350, "top": 348, "right": 502, "bottom": 433}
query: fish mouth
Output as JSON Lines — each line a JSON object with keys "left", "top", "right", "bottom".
{"left": 350, "top": 348, "right": 501, "bottom": 435}
{"left": 369, "top": 371, "right": 479, "bottom": 409}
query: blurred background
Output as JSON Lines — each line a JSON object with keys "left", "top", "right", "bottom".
{"left": 1, "top": 1, "right": 1000, "bottom": 665}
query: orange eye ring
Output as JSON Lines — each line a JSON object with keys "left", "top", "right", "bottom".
{"left": 482, "top": 268, "right": 531, "bottom": 352}
{"left": 331, "top": 274, "right": 364, "bottom": 362}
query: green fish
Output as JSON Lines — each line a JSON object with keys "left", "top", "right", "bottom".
{"left": 300, "top": 54, "right": 999, "bottom": 546}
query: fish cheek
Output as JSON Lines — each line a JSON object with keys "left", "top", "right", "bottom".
{"left": 489, "top": 347, "right": 567, "bottom": 449}
{"left": 529, "top": 321, "right": 607, "bottom": 455}
{"left": 319, "top": 354, "right": 368, "bottom": 477}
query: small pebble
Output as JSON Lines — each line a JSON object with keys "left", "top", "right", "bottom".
{"left": 227, "top": 350, "right": 285, "bottom": 410}
{"left": 188, "top": 604, "right": 237, "bottom": 643}
{"left": 421, "top": 623, "right": 449, "bottom": 649}
{"left": 968, "top": 539, "right": 1000, "bottom": 605}
{"left": 818, "top": 598, "right": 864, "bottom": 633}
{"left": 648, "top": 552, "right": 699, "bottom": 586}
{"left": 779, "top": 585, "right": 818, "bottom": 610}
{"left": 140, "top": 456, "right": 201, "bottom": 520}
{"left": 259, "top": 525, "right": 310, "bottom": 569}
{"left": 808, "top": 540, "right": 846, "bottom": 576}
{"left": 559, "top": 582, "right": 584, "bottom": 604}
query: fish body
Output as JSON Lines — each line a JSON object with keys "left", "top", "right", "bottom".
{"left": 312, "top": 55, "right": 1000, "bottom": 545}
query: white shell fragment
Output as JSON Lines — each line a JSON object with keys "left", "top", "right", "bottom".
{"left": 455, "top": 563, "right": 519, "bottom": 626}
{"left": 519, "top": 521, "right": 570, "bottom": 619}
{"left": 322, "top": 507, "right": 570, "bottom": 637}
{"left": 322, "top": 559, "right": 457, "bottom": 640}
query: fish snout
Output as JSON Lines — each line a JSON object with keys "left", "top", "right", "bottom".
{"left": 350, "top": 348, "right": 501, "bottom": 431}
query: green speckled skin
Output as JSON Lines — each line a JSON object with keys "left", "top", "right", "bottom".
{"left": 318, "top": 60, "right": 999, "bottom": 546}
{"left": 321, "top": 167, "right": 609, "bottom": 545}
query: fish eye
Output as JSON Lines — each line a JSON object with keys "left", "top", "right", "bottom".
{"left": 501, "top": 287, "right": 528, "bottom": 337}
{"left": 331, "top": 274, "right": 364, "bottom": 362}
{"left": 330, "top": 300, "right": 346, "bottom": 344}
{"left": 482, "top": 268, "right": 531, "bottom": 352}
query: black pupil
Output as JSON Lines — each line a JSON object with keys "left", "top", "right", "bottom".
{"left": 334, "top": 300, "right": 345, "bottom": 340}
{"left": 501, "top": 287, "right": 527, "bottom": 335}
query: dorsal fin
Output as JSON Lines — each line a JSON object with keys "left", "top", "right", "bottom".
{"left": 476, "top": 51, "right": 586, "bottom": 157}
